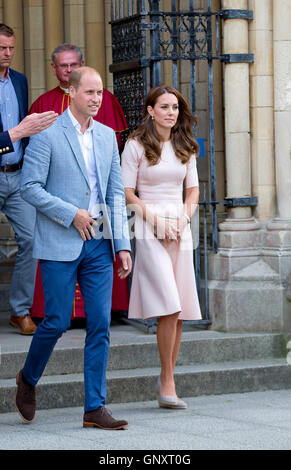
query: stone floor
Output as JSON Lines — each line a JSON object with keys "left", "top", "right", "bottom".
{"left": 0, "top": 389, "right": 291, "bottom": 450}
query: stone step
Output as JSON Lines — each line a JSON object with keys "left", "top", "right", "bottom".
{"left": 0, "top": 331, "right": 287, "bottom": 380}
{"left": 0, "top": 284, "right": 10, "bottom": 314}
{"left": 0, "top": 359, "right": 290, "bottom": 413}
{"left": 0, "top": 258, "right": 15, "bottom": 284}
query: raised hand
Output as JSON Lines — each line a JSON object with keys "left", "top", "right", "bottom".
{"left": 9, "top": 111, "right": 58, "bottom": 142}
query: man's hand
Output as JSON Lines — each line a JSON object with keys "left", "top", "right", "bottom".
{"left": 73, "top": 209, "right": 96, "bottom": 241}
{"left": 8, "top": 111, "right": 58, "bottom": 143}
{"left": 117, "top": 250, "right": 132, "bottom": 279}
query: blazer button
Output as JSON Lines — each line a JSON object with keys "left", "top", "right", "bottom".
{"left": 86, "top": 191, "right": 90, "bottom": 195}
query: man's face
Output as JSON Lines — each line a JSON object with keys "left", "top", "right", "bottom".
{"left": 0, "top": 34, "right": 15, "bottom": 72}
{"left": 70, "top": 72, "right": 103, "bottom": 120}
{"left": 51, "top": 50, "right": 83, "bottom": 87}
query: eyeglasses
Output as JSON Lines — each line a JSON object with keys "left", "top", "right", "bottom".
{"left": 55, "top": 62, "right": 81, "bottom": 70}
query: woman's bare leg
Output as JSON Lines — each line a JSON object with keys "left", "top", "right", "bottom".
{"left": 156, "top": 312, "right": 180, "bottom": 396}
{"left": 172, "top": 319, "right": 183, "bottom": 370}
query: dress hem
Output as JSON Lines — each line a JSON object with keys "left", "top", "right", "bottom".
{"left": 128, "top": 308, "right": 201, "bottom": 322}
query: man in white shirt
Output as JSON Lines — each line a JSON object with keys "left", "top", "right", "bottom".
{"left": 67, "top": 107, "right": 101, "bottom": 219}
{"left": 16, "top": 67, "right": 132, "bottom": 430}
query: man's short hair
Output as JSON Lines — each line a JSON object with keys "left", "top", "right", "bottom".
{"left": 69, "top": 67, "right": 101, "bottom": 91}
{"left": 0, "top": 24, "right": 15, "bottom": 37}
{"left": 51, "top": 43, "right": 83, "bottom": 64}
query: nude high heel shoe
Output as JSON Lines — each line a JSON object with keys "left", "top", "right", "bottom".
{"left": 156, "top": 377, "right": 187, "bottom": 409}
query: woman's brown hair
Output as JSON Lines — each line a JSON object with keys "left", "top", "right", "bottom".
{"left": 129, "top": 85, "right": 199, "bottom": 165}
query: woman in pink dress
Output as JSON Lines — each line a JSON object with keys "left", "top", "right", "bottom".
{"left": 121, "top": 85, "right": 201, "bottom": 409}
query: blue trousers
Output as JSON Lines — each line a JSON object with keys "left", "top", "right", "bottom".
{"left": 22, "top": 237, "right": 113, "bottom": 412}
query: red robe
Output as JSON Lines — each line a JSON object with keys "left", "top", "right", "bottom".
{"left": 29, "top": 86, "right": 129, "bottom": 319}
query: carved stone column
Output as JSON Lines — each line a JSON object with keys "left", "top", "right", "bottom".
{"left": 85, "top": 0, "right": 106, "bottom": 82}
{"left": 23, "top": 0, "right": 46, "bottom": 103}
{"left": 44, "top": 0, "right": 64, "bottom": 91}
{"left": 64, "top": 0, "right": 85, "bottom": 61}
{"left": 249, "top": 0, "right": 275, "bottom": 223}
{"left": 264, "top": 0, "right": 291, "bottom": 329}
{"left": 208, "top": 0, "right": 284, "bottom": 332}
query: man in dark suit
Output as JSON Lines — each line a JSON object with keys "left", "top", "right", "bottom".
{"left": 0, "top": 23, "right": 57, "bottom": 334}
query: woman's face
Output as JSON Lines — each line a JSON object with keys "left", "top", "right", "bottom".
{"left": 147, "top": 93, "right": 179, "bottom": 133}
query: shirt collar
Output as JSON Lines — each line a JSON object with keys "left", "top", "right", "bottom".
{"left": 0, "top": 67, "right": 10, "bottom": 82}
{"left": 59, "top": 85, "right": 69, "bottom": 94}
{"left": 67, "top": 107, "right": 94, "bottom": 134}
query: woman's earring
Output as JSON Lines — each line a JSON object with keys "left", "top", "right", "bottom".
{"left": 151, "top": 115, "right": 155, "bottom": 120}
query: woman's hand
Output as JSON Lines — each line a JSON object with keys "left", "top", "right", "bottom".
{"left": 154, "top": 216, "right": 180, "bottom": 241}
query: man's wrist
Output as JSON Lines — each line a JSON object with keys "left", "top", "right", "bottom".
{"left": 8, "top": 126, "right": 22, "bottom": 144}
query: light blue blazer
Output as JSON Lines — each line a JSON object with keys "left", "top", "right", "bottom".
{"left": 20, "top": 109, "right": 131, "bottom": 261}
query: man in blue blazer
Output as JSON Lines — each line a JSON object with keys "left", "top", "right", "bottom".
{"left": 16, "top": 66, "right": 132, "bottom": 430}
{"left": 0, "top": 23, "right": 57, "bottom": 335}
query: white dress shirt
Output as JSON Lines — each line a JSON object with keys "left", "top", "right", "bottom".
{"left": 68, "top": 107, "right": 101, "bottom": 218}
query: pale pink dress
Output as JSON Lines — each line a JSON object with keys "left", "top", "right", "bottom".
{"left": 121, "top": 138, "right": 201, "bottom": 321}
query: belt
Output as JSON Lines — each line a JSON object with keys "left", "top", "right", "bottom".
{"left": 0, "top": 159, "right": 23, "bottom": 173}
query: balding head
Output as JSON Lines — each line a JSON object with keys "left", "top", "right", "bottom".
{"left": 68, "top": 66, "right": 101, "bottom": 91}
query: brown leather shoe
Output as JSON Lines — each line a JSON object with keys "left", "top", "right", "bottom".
{"left": 15, "top": 370, "right": 36, "bottom": 423}
{"left": 9, "top": 315, "right": 37, "bottom": 335}
{"left": 83, "top": 407, "right": 128, "bottom": 430}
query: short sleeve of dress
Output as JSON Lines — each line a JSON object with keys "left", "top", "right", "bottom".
{"left": 121, "top": 139, "right": 142, "bottom": 189}
{"left": 185, "top": 154, "right": 199, "bottom": 188}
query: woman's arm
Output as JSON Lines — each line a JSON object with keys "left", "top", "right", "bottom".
{"left": 125, "top": 188, "right": 157, "bottom": 228}
{"left": 183, "top": 186, "right": 199, "bottom": 218}
{"left": 178, "top": 186, "right": 200, "bottom": 237}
